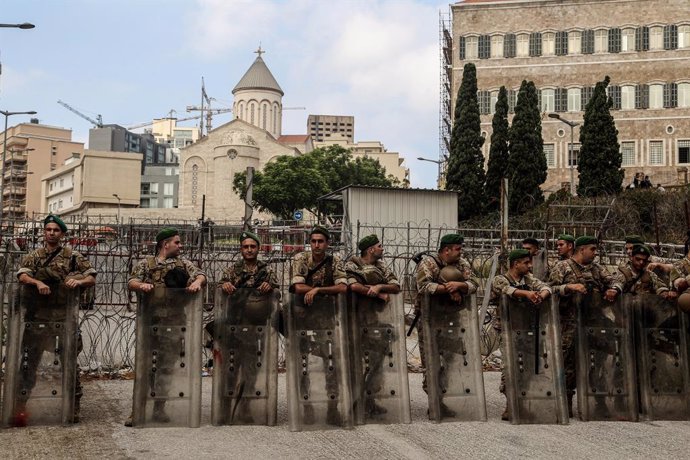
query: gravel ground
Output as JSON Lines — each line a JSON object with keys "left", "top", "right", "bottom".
{"left": 2, "top": 372, "right": 690, "bottom": 460}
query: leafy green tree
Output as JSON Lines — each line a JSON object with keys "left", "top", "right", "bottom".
{"left": 233, "top": 145, "right": 395, "bottom": 219}
{"left": 577, "top": 76, "right": 623, "bottom": 196}
{"left": 445, "top": 63, "right": 486, "bottom": 220}
{"left": 484, "top": 86, "right": 510, "bottom": 211}
{"left": 507, "top": 80, "right": 547, "bottom": 213}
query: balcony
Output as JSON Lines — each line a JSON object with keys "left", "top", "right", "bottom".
{"left": 2, "top": 186, "right": 27, "bottom": 197}
{"left": 2, "top": 168, "right": 27, "bottom": 180}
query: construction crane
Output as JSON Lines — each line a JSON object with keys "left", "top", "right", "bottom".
{"left": 185, "top": 105, "right": 233, "bottom": 134}
{"left": 57, "top": 100, "right": 103, "bottom": 128}
{"left": 126, "top": 114, "right": 207, "bottom": 130}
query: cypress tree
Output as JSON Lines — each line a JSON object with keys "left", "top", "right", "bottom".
{"left": 445, "top": 63, "right": 486, "bottom": 220}
{"left": 484, "top": 86, "right": 510, "bottom": 211}
{"left": 507, "top": 80, "right": 547, "bottom": 214}
{"left": 577, "top": 76, "right": 623, "bottom": 196}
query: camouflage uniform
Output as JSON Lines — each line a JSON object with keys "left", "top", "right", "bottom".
{"left": 17, "top": 245, "right": 97, "bottom": 419}
{"left": 616, "top": 260, "right": 669, "bottom": 295}
{"left": 415, "top": 253, "right": 478, "bottom": 391}
{"left": 670, "top": 256, "right": 690, "bottom": 290}
{"left": 548, "top": 258, "right": 623, "bottom": 398}
{"left": 490, "top": 273, "right": 551, "bottom": 394}
{"left": 128, "top": 256, "right": 204, "bottom": 286}
{"left": 344, "top": 257, "right": 398, "bottom": 287}
{"left": 220, "top": 259, "right": 279, "bottom": 290}
{"left": 290, "top": 252, "right": 347, "bottom": 406}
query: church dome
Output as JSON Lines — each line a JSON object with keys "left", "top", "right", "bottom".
{"left": 232, "top": 55, "right": 284, "bottom": 96}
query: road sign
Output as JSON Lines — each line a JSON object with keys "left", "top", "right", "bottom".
{"left": 293, "top": 210, "right": 303, "bottom": 221}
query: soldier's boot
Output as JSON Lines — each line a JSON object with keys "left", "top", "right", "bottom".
{"left": 439, "top": 401, "right": 456, "bottom": 418}
{"left": 326, "top": 401, "right": 342, "bottom": 425}
{"left": 152, "top": 400, "right": 171, "bottom": 423}
{"left": 365, "top": 398, "right": 387, "bottom": 416}
{"left": 302, "top": 404, "right": 315, "bottom": 425}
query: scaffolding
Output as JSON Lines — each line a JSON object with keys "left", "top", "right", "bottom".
{"left": 438, "top": 10, "right": 452, "bottom": 189}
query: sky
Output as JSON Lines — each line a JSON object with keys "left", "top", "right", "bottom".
{"left": 1, "top": 0, "right": 449, "bottom": 189}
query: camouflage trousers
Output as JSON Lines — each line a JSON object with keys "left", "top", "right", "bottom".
{"left": 561, "top": 318, "right": 578, "bottom": 396}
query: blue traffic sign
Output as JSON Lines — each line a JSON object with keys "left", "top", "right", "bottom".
{"left": 293, "top": 210, "right": 303, "bottom": 221}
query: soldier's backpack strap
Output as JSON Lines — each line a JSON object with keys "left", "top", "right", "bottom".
{"left": 41, "top": 246, "right": 65, "bottom": 268}
{"left": 345, "top": 256, "right": 368, "bottom": 285}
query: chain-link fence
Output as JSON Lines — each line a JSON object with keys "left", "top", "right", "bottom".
{"left": 0, "top": 215, "right": 685, "bottom": 376}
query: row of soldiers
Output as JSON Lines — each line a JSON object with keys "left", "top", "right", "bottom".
{"left": 4, "top": 215, "right": 690, "bottom": 427}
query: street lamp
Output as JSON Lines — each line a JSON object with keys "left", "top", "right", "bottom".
{"left": 0, "top": 23, "right": 35, "bottom": 29}
{"left": 112, "top": 193, "right": 121, "bottom": 224}
{"left": 418, "top": 155, "right": 448, "bottom": 189}
{"left": 1, "top": 110, "right": 37, "bottom": 230}
{"left": 548, "top": 113, "right": 580, "bottom": 196}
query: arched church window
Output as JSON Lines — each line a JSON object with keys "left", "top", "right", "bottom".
{"left": 250, "top": 103, "right": 255, "bottom": 124}
{"left": 262, "top": 103, "right": 267, "bottom": 129}
{"left": 191, "top": 164, "right": 199, "bottom": 205}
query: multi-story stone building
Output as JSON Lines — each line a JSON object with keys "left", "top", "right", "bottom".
{"left": 308, "top": 114, "right": 355, "bottom": 142}
{"left": 450, "top": 0, "right": 690, "bottom": 193}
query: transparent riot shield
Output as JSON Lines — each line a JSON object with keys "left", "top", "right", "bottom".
{"left": 211, "top": 287, "right": 279, "bottom": 426}
{"left": 348, "top": 292, "right": 411, "bottom": 425}
{"left": 285, "top": 292, "right": 353, "bottom": 431}
{"left": 575, "top": 291, "right": 638, "bottom": 421}
{"left": 421, "top": 292, "right": 487, "bottom": 422}
{"left": 500, "top": 294, "right": 568, "bottom": 424}
{"left": 132, "top": 286, "right": 202, "bottom": 428}
{"left": 633, "top": 294, "right": 690, "bottom": 420}
{"left": 2, "top": 284, "right": 79, "bottom": 427}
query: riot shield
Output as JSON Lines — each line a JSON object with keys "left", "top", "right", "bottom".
{"left": 132, "top": 286, "right": 202, "bottom": 428}
{"left": 348, "top": 292, "right": 411, "bottom": 425}
{"left": 211, "top": 287, "right": 279, "bottom": 426}
{"left": 633, "top": 294, "right": 690, "bottom": 420}
{"left": 532, "top": 249, "right": 549, "bottom": 281}
{"left": 421, "top": 292, "right": 487, "bottom": 422}
{"left": 575, "top": 291, "right": 638, "bottom": 421}
{"left": 2, "top": 284, "right": 79, "bottom": 427}
{"left": 285, "top": 292, "right": 353, "bottom": 431}
{"left": 500, "top": 294, "right": 568, "bottom": 424}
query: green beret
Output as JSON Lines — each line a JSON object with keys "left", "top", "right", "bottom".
{"left": 557, "top": 234, "right": 575, "bottom": 243}
{"left": 631, "top": 244, "right": 651, "bottom": 257}
{"left": 240, "top": 231, "right": 260, "bottom": 245}
{"left": 440, "top": 234, "right": 464, "bottom": 247}
{"left": 625, "top": 235, "right": 644, "bottom": 245}
{"left": 575, "top": 236, "right": 598, "bottom": 248}
{"left": 156, "top": 227, "right": 179, "bottom": 243}
{"left": 44, "top": 214, "right": 67, "bottom": 233}
{"left": 509, "top": 248, "right": 531, "bottom": 262}
{"left": 310, "top": 225, "right": 330, "bottom": 240}
{"left": 358, "top": 234, "right": 379, "bottom": 251}
{"left": 522, "top": 237, "right": 540, "bottom": 246}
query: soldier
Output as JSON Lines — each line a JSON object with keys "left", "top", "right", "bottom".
{"left": 556, "top": 234, "right": 575, "bottom": 261}
{"left": 126, "top": 227, "right": 206, "bottom": 426}
{"left": 216, "top": 230, "right": 279, "bottom": 423}
{"left": 415, "top": 234, "right": 478, "bottom": 416}
{"left": 521, "top": 238, "right": 540, "bottom": 257}
{"left": 549, "top": 235, "right": 623, "bottom": 416}
{"left": 345, "top": 234, "right": 400, "bottom": 416}
{"left": 670, "top": 242, "right": 690, "bottom": 312}
{"left": 490, "top": 248, "right": 552, "bottom": 420}
{"left": 16, "top": 214, "right": 97, "bottom": 423}
{"left": 523, "top": 237, "right": 549, "bottom": 280}
{"left": 290, "top": 226, "right": 348, "bottom": 424}
{"left": 622, "top": 235, "right": 673, "bottom": 274}
{"left": 617, "top": 244, "right": 675, "bottom": 298}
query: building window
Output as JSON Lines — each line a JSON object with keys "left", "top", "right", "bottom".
{"left": 621, "top": 85, "right": 635, "bottom": 110}
{"left": 555, "top": 88, "right": 568, "bottom": 112}
{"left": 582, "top": 29, "right": 594, "bottom": 54}
{"left": 664, "top": 83, "right": 678, "bottom": 108}
{"left": 609, "top": 85, "right": 622, "bottom": 109}
{"left": 490, "top": 35, "right": 503, "bottom": 58}
{"left": 541, "top": 89, "right": 555, "bottom": 112}
{"left": 621, "top": 142, "right": 635, "bottom": 166}
{"left": 504, "top": 34, "right": 516, "bottom": 58}
{"left": 490, "top": 90, "right": 499, "bottom": 114}
{"left": 542, "top": 32, "right": 555, "bottom": 56}
{"left": 649, "top": 140, "right": 664, "bottom": 165}
{"left": 567, "top": 88, "right": 581, "bottom": 112}
{"left": 621, "top": 28, "right": 635, "bottom": 52}
{"left": 609, "top": 28, "right": 622, "bottom": 53}
{"left": 581, "top": 86, "right": 594, "bottom": 109}
{"left": 543, "top": 144, "right": 555, "bottom": 167}
{"left": 478, "top": 35, "right": 491, "bottom": 59}
{"left": 595, "top": 29, "right": 608, "bottom": 53}
{"left": 466, "top": 36, "right": 479, "bottom": 59}
{"left": 650, "top": 26, "right": 664, "bottom": 50}
{"left": 635, "top": 84, "right": 649, "bottom": 109}
{"left": 664, "top": 25, "right": 678, "bottom": 50}
{"left": 140, "top": 198, "right": 150, "bottom": 208}
{"left": 555, "top": 31, "right": 568, "bottom": 55}
{"left": 163, "top": 197, "right": 174, "bottom": 208}
{"left": 568, "top": 144, "right": 581, "bottom": 167}
{"left": 649, "top": 84, "right": 663, "bottom": 108}
{"left": 508, "top": 89, "right": 517, "bottom": 113}
{"left": 529, "top": 32, "right": 542, "bottom": 56}
{"left": 163, "top": 183, "right": 174, "bottom": 196}
{"left": 141, "top": 183, "right": 150, "bottom": 195}
{"left": 150, "top": 183, "right": 159, "bottom": 194}
{"left": 516, "top": 34, "right": 529, "bottom": 57}
{"left": 678, "top": 83, "right": 690, "bottom": 108}
{"left": 680, "top": 25, "right": 690, "bottom": 48}
{"left": 478, "top": 90, "right": 491, "bottom": 114}
{"left": 568, "top": 31, "right": 582, "bottom": 54}
{"left": 635, "top": 26, "right": 649, "bottom": 51}
{"left": 678, "top": 140, "right": 690, "bottom": 164}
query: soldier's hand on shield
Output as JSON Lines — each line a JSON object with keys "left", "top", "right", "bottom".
{"left": 450, "top": 291, "right": 463, "bottom": 303}
{"left": 221, "top": 282, "right": 236, "bottom": 294}
{"left": 525, "top": 291, "right": 542, "bottom": 304}
{"left": 366, "top": 284, "right": 382, "bottom": 297}
{"left": 567, "top": 283, "right": 588, "bottom": 294}
{"left": 257, "top": 281, "right": 272, "bottom": 294}
{"left": 444, "top": 281, "right": 465, "bottom": 293}
{"left": 304, "top": 287, "right": 319, "bottom": 305}
{"left": 36, "top": 280, "right": 51, "bottom": 295}
{"left": 64, "top": 277, "right": 82, "bottom": 289}
{"left": 187, "top": 278, "right": 203, "bottom": 293}
{"left": 138, "top": 282, "right": 154, "bottom": 293}
{"left": 675, "top": 278, "right": 689, "bottom": 292}
{"left": 604, "top": 288, "right": 618, "bottom": 302}
{"left": 377, "top": 292, "right": 390, "bottom": 302}
{"left": 663, "top": 290, "right": 678, "bottom": 300}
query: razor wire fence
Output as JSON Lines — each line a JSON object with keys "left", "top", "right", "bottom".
{"left": 0, "top": 215, "right": 685, "bottom": 376}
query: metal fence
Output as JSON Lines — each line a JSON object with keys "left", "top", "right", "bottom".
{"left": 0, "top": 216, "right": 685, "bottom": 375}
